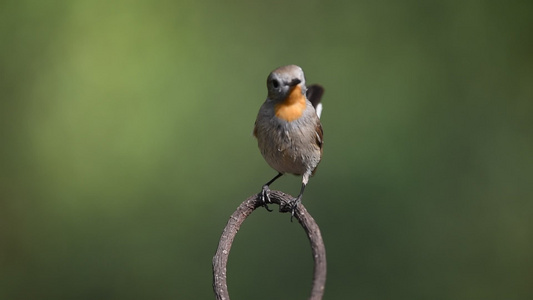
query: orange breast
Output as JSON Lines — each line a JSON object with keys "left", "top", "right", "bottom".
{"left": 274, "top": 85, "right": 306, "bottom": 122}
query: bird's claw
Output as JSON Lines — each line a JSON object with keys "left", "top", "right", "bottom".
{"left": 259, "top": 185, "right": 273, "bottom": 212}
{"left": 289, "top": 197, "right": 301, "bottom": 222}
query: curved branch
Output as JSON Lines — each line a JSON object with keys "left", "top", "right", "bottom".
{"left": 212, "top": 190, "right": 327, "bottom": 300}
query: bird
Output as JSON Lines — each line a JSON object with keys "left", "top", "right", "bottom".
{"left": 253, "top": 65, "right": 324, "bottom": 217}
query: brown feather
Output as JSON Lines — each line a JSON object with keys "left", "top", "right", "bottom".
{"left": 315, "top": 121, "right": 323, "bottom": 150}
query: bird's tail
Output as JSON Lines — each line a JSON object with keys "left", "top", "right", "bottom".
{"left": 306, "top": 84, "right": 325, "bottom": 118}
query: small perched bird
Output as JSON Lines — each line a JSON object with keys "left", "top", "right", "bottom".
{"left": 253, "top": 65, "right": 324, "bottom": 216}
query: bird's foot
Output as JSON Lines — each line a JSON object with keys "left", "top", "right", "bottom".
{"left": 259, "top": 185, "right": 273, "bottom": 212}
{"left": 289, "top": 196, "right": 302, "bottom": 222}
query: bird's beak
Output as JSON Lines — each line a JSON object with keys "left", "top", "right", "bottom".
{"left": 287, "top": 78, "right": 301, "bottom": 87}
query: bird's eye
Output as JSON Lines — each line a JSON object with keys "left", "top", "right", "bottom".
{"left": 272, "top": 79, "right": 279, "bottom": 88}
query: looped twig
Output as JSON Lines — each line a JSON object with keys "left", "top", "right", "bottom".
{"left": 212, "top": 190, "right": 327, "bottom": 300}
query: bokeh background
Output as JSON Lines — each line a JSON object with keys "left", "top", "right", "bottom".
{"left": 1, "top": 0, "right": 532, "bottom": 299}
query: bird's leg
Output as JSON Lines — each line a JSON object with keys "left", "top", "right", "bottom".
{"left": 290, "top": 181, "right": 307, "bottom": 222}
{"left": 259, "top": 172, "right": 283, "bottom": 212}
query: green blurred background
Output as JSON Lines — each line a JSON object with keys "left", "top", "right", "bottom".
{"left": 1, "top": 0, "right": 532, "bottom": 299}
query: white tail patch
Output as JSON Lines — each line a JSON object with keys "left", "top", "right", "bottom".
{"left": 315, "top": 103, "right": 323, "bottom": 119}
